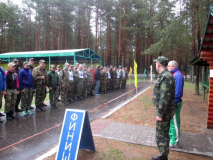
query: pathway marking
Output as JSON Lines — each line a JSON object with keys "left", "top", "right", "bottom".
{"left": 0, "top": 83, "right": 151, "bottom": 160}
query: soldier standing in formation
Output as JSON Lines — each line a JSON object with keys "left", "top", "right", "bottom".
{"left": 152, "top": 56, "right": 175, "bottom": 160}
{"left": 67, "top": 65, "right": 75, "bottom": 103}
{"left": 77, "top": 64, "right": 84, "bottom": 99}
{"left": 56, "top": 65, "right": 61, "bottom": 101}
{"left": 59, "top": 63, "right": 69, "bottom": 106}
{"left": 5, "top": 62, "right": 19, "bottom": 119}
{"left": 28, "top": 58, "right": 35, "bottom": 109}
{"left": 19, "top": 61, "right": 34, "bottom": 116}
{"left": 48, "top": 64, "right": 60, "bottom": 108}
{"left": 13, "top": 58, "right": 22, "bottom": 112}
{"left": 32, "top": 59, "right": 47, "bottom": 111}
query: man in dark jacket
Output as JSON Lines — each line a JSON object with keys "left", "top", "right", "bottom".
{"left": 5, "top": 62, "right": 20, "bottom": 119}
{"left": 13, "top": 58, "right": 22, "bottom": 112}
{"left": 94, "top": 65, "right": 101, "bottom": 95}
{"left": 48, "top": 64, "right": 60, "bottom": 108}
{"left": 19, "top": 61, "right": 34, "bottom": 116}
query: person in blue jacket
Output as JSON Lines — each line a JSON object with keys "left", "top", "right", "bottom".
{"left": 19, "top": 61, "right": 34, "bottom": 117}
{"left": 167, "top": 60, "right": 184, "bottom": 148}
{"left": 0, "top": 59, "right": 6, "bottom": 122}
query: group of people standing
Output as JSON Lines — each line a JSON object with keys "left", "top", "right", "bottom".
{"left": 0, "top": 58, "right": 129, "bottom": 122}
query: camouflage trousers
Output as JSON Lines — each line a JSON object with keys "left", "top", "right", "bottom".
{"left": 121, "top": 78, "right": 126, "bottom": 88}
{"left": 77, "top": 79, "right": 84, "bottom": 97}
{"left": 21, "top": 88, "right": 33, "bottom": 111}
{"left": 87, "top": 81, "right": 93, "bottom": 94}
{"left": 49, "top": 88, "right": 59, "bottom": 106}
{"left": 0, "top": 91, "right": 3, "bottom": 109}
{"left": 83, "top": 79, "right": 87, "bottom": 94}
{"left": 4, "top": 89, "right": 17, "bottom": 113}
{"left": 115, "top": 78, "right": 120, "bottom": 89}
{"left": 67, "top": 81, "right": 74, "bottom": 101}
{"left": 35, "top": 85, "right": 46, "bottom": 106}
{"left": 156, "top": 116, "right": 171, "bottom": 156}
{"left": 112, "top": 79, "right": 116, "bottom": 90}
{"left": 60, "top": 84, "right": 68, "bottom": 103}
{"left": 100, "top": 80, "right": 105, "bottom": 92}
{"left": 107, "top": 79, "right": 112, "bottom": 90}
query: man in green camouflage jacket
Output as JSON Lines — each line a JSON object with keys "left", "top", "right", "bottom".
{"left": 32, "top": 59, "right": 48, "bottom": 111}
{"left": 152, "top": 56, "right": 175, "bottom": 160}
{"left": 59, "top": 63, "right": 69, "bottom": 106}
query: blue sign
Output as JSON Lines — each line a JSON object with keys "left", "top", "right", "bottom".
{"left": 56, "top": 109, "right": 95, "bottom": 160}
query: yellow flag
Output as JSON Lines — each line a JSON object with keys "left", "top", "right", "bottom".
{"left": 134, "top": 60, "right": 138, "bottom": 87}
{"left": 129, "top": 66, "right": 133, "bottom": 80}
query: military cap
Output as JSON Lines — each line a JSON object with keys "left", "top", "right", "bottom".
{"left": 76, "top": 63, "right": 79, "bottom": 65}
{"left": 50, "top": 64, "right": 55, "bottom": 68}
{"left": 64, "top": 63, "right": 69, "bottom": 66}
{"left": 23, "top": 61, "right": 30, "bottom": 66}
{"left": 119, "top": 66, "right": 121, "bottom": 68}
{"left": 153, "top": 56, "right": 168, "bottom": 65}
{"left": 70, "top": 65, "right": 74, "bottom": 67}
{"left": 8, "top": 62, "right": 16, "bottom": 67}
{"left": 57, "top": 65, "right": 61, "bottom": 68}
{"left": 39, "top": 59, "right": 45, "bottom": 63}
{"left": 13, "top": 58, "right": 18, "bottom": 62}
{"left": 29, "top": 58, "right": 34, "bottom": 61}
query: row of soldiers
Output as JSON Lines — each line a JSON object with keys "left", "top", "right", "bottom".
{"left": 58, "top": 63, "right": 129, "bottom": 106}
{"left": 0, "top": 58, "right": 129, "bottom": 121}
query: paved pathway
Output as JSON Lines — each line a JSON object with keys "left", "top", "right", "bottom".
{"left": 91, "top": 119, "right": 213, "bottom": 157}
{"left": 0, "top": 82, "right": 151, "bottom": 160}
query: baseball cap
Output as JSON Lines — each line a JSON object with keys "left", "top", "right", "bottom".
{"left": 50, "top": 64, "right": 55, "bottom": 68}
{"left": 23, "top": 61, "right": 30, "bottom": 66}
{"left": 8, "top": 62, "right": 16, "bottom": 67}
{"left": 39, "top": 59, "right": 45, "bottom": 63}
{"left": 13, "top": 58, "right": 18, "bottom": 62}
{"left": 29, "top": 58, "right": 34, "bottom": 61}
{"left": 153, "top": 56, "right": 169, "bottom": 65}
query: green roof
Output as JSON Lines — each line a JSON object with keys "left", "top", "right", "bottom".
{"left": 0, "top": 48, "right": 101, "bottom": 63}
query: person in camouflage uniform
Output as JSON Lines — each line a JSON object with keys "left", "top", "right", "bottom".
{"left": 99, "top": 67, "right": 105, "bottom": 93}
{"left": 28, "top": 58, "right": 35, "bottom": 109}
{"left": 67, "top": 65, "right": 75, "bottom": 103}
{"left": 77, "top": 64, "right": 84, "bottom": 100}
{"left": 32, "top": 59, "right": 48, "bottom": 111}
{"left": 106, "top": 68, "right": 112, "bottom": 92}
{"left": 103, "top": 68, "right": 108, "bottom": 93}
{"left": 83, "top": 65, "right": 88, "bottom": 98}
{"left": 42, "top": 65, "right": 48, "bottom": 107}
{"left": 152, "top": 56, "right": 176, "bottom": 160}
{"left": 115, "top": 67, "right": 121, "bottom": 89}
{"left": 48, "top": 64, "right": 60, "bottom": 108}
{"left": 73, "top": 67, "right": 80, "bottom": 100}
{"left": 112, "top": 67, "right": 117, "bottom": 90}
{"left": 4, "top": 62, "right": 19, "bottom": 119}
{"left": 87, "top": 68, "right": 94, "bottom": 95}
{"left": 124, "top": 67, "right": 128, "bottom": 88}
{"left": 56, "top": 65, "right": 61, "bottom": 101}
{"left": 59, "top": 63, "right": 70, "bottom": 106}
{"left": 19, "top": 61, "right": 34, "bottom": 116}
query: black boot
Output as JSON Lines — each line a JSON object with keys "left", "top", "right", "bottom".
{"left": 9, "top": 112, "right": 17, "bottom": 119}
{"left": 36, "top": 105, "right": 42, "bottom": 112}
{"left": 39, "top": 105, "right": 46, "bottom": 111}
{"left": 151, "top": 155, "right": 168, "bottom": 160}
{"left": 6, "top": 113, "right": 12, "bottom": 120}
{"left": 70, "top": 99, "right": 74, "bottom": 103}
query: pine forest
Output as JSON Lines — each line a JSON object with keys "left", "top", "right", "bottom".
{"left": 0, "top": 0, "right": 212, "bottom": 76}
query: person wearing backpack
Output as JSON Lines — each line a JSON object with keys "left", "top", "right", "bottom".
{"left": 48, "top": 64, "right": 60, "bottom": 108}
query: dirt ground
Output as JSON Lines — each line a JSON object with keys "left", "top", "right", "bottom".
{"left": 45, "top": 82, "right": 211, "bottom": 160}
